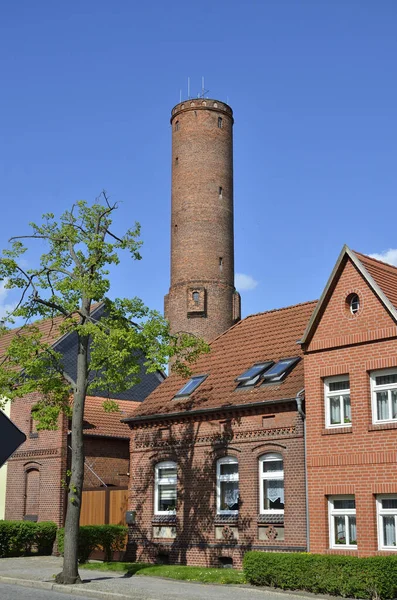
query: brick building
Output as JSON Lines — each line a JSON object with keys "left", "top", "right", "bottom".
{"left": 301, "top": 246, "right": 397, "bottom": 556}
{"left": 123, "top": 300, "right": 315, "bottom": 568}
{"left": 164, "top": 99, "right": 241, "bottom": 343}
{"left": 3, "top": 304, "right": 164, "bottom": 526}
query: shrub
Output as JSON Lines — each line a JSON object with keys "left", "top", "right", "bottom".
{"left": 57, "top": 525, "right": 128, "bottom": 563}
{"left": 0, "top": 520, "right": 57, "bottom": 557}
{"left": 243, "top": 552, "right": 397, "bottom": 600}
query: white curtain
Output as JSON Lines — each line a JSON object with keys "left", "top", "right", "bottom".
{"left": 344, "top": 395, "right": 351, "bottom": 421}
{"left": 267, "top": 480, "right": 284, "bottom": 504}
{"left": 383, "top": 516, "right": 396, "bottom": 547}
{"left": 377, "top": 392, "right": 389, "bottom": 420}
{"left": 392, "top": 391, "right": 397, "bottom": 420}
{"left": 335, "top": 516, "right": 345, "bottom": 543}
{"left": 330, "top": 397, "right": 341, "bottom": 424}
{"left": 348, "top": 516, "right": 357, "bottom": 544}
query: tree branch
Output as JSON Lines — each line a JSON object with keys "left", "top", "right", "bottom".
{"left": 32, "top": 293, "right": 69, "bottom": 316}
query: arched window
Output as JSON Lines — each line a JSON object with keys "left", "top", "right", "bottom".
{"left": 192, "top": 291, "right": 199, "bottom": 304}
{"left": 259, "top": 453, "right": 284, "bottom": 514}
{"left": 175, "top": 120, "right": 179, "bottom": 131}
{"left": 218, "top": 116, "right": 223, "bottom": 129}
{"left": 25, "top": 468, "right": 40, "bottom": 519}
{"left": 154, "top": 461, "right": 177, "bottom": 515}
{"left": 217, "top": 457, "right": 239, "bottom": 514}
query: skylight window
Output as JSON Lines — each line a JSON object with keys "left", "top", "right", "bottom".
{"left": 236, "top": 362, "right": 274, "bottom": 386}
{"left": 262, "top": 357, "right": 300, "bottom": 383}
{"left": 174, "top": 375, "right": 207, "bottom": 398}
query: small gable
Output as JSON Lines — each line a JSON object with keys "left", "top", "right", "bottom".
{"left": 302, "top": 248, "right": 397, "bottom": 352}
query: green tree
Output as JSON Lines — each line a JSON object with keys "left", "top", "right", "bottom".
{"left": 0, "top": 194, "right": 208, "bottom": 584}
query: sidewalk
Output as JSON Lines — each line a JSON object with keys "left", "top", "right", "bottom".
{"left": 0, "top": 556, "right": 317, "bottom": 600}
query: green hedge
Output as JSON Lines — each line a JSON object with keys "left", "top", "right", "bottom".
{"left": 243, "top": 551, "right": 397, "bottom": 600}
{"left": 57, "top": 525, "right": 127, "bottom": 563}
{"left": 0, "top": 521, "right": 57, "bottom": 557}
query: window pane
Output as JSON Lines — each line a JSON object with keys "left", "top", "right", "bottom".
{"left": 376, "top": 374, "right": 397, "bottom": 386}
{"left": 343, "top": 395, "right": 351, "bottom": 422}
{"left": 383, "top": 516, "right": 396, "bottom": 547}
{"left": 329, "top": 380, "right": 350, "bottom": 392}
{"left": 334, "top": 516, "right": 346, "bottom": 544}
{"left": 382, "top": 498, "right": 397, "bottom": 509}
{"left": 348, "top": 516, "right": 357, "bottom": 545}
{"left": 220, "top": 481, "right": 239, "bottom": 511}
{"left": 159, "top": 484, "right": 176, "bottom": 512}
{"left": 263, "top": 460, "right": 283, "bottom": 473}
{"left": 334, "top": 499, "right": 355, "bottom": 510}
{"left": 158, "top": 466, "right": 177, "bottom": 479}
{"left": 220, "top": 463, "right": 238, "bottom": 476}
{"left": 377, "top": 391, "right": 389, "bottom": 420}
{"left": 392, "top": 391, "right": 397, "bottom": 420}
{"left": 330, "top": 396, "right": 341, "bottom": 424}
{"left": 263, "top": 480, "right": 284, "bottom": 510}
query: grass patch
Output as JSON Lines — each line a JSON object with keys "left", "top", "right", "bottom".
{"left": 80, "top": 561, "right": 245, "bottom": 584}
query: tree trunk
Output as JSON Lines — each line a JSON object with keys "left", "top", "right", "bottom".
{"left": 55, "top": 329, "right": 89, "bottom": 585}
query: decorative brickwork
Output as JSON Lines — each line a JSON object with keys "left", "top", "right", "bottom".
{"left": 164, "top": 99, "right": 241, "bottom": 343}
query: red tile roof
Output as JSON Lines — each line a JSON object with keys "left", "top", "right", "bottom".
{"left": 83, "top": 397, "right": 140, "bottom": 438}
{"left": 126, "top": 300, "right": 317, "bottom": 422}
{"left": 353, "top": 251, "right": 397, "bottom": 311}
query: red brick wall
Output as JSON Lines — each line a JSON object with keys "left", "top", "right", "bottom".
{"left": 304, "top": 256, "right": 397, "bottom": 556}
{"left": 164, "top": 99, "right": 240, "bottom": 343}
{"left": 5, "top": 393, "right": 68, "bottom": 526}
{"left": 127, "top": 404, "right": 306, "bottom": 568}
{"left": 5, "top": 395, "right": 130, "bottom": 525}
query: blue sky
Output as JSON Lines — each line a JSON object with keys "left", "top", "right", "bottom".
{"left": 1, "top": 1, "right": 396, "bottom": 321}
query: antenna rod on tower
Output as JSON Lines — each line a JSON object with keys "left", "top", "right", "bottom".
{"left": 187, "top": 77, "right": 190, "bottom": 99}
{"left": 202, "top": 76, "right": 204, "bottom": 97}
{"left": 180, "top": 89, "right": 182, "bottom": 102}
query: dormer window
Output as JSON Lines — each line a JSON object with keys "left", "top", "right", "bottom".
{"left": 235, "top": 362, "right": 274, "bottom": 387}
{"left": 262, "top": 357, "right": 300, "bottom": 383}
{"left": 174, "top": 375, "right": 207, "bottom": 398}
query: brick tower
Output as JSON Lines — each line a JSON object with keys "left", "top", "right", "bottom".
{"left": 164, "top": 98, "right": 241, "bottom": 342}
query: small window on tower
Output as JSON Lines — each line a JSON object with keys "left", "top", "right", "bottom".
{"left": 218, "top": 117, "right": 223, "bottom": 128}
{"left": 192, "top": 291, "right": 199, "bottom": 304}
{"left": 175, "top": 121, "right": 179, "bottom": 131}
{"left": 219, "top": 187, "right": 223, "bottom": 198}
{"left": 219, "top": 257, "right": 223, "bottom": 272}
{"left": 175, "top": 157, "right": 178, "bottom": 165}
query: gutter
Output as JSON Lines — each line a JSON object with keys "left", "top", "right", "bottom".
{"left": 295, "top": 388, "right": 310, "bottom": 552}
{"left": 122, "top": 396, "right": 298, "bottom": 425}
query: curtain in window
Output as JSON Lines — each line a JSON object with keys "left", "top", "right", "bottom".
{"left": 348, "top": 516, "right": 357, "bottom": 543}
{"left": 392, "top": 391, "right": 397, "bottom": 420}
{"left": 266, "top": 480, "right": 285, "bottom": 504}
{"left": 220, "top": 481, "right": 239, "bottom": 510}
{"left": 330, "top": 397, "right": 341, "bottom": 424}
{"left": 159, "top": 484, "right": 177, "bottom": 511}
{"left": 334, "top": 516, "right": 346, "bottom": 544}
{"left": 344, "top": 395, "right": 351, "bottom": 421}
{"left": 383, "top": 516, "right": 396, "bottom": 547}
{"left": 377, "top": 391, "right": 389, "bottom": 420}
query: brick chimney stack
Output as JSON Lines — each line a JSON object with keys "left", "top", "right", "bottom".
{"left": 164, "top": 98, "right": 241, "bottom": 343}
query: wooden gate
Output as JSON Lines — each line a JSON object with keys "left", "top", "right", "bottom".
{"left": 80, "top": 487, "right": 128, "bottom": 526}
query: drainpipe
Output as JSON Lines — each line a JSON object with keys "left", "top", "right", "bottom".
{"left": 296, "top": 388, "right": 310, "bottom": 553}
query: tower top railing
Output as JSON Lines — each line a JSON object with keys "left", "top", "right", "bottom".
{"left": 170, "top": 99, "right": 233, "bottom": 124}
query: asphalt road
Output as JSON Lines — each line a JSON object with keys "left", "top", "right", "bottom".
{"left": 0, "top": 582, "right": 96, "bottom": 600}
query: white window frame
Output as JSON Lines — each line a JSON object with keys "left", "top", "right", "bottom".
{"left": 216, "top": 457, "right": 239, "bottom": 515}
{"left": 328, "top": 495, "right": 357, "bottom": 549}
{"left": 376, "top": 495, "right": 397, "bottom": 550}
{"left": 259, "top": 453, "right": 284, "bottom": 515}
{"left": 154, "top": 461, "right": 177, "bottom": 515}
{"left": 324, "top": 375, "right": 351, "bottom": 428}
{"left": 371, "top": 368, "right": 397, "bottom": 424}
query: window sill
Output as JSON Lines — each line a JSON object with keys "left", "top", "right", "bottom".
{"left": 257, "top": 514, "right": 284, "bottom": 524}
{"left": 152, "top": 515, "right": 177, "bottom": 524}
{"left": 369, "top": 422, "right": 397, "bottom": 432}
{"left": 214, "top": 514, "right": 238, "bottom": 525}
{"left": 322, "top": 427, "right": 353, "bottom": 435}
{"left": 29, "top": 432, "right": 39, "bottom": 439}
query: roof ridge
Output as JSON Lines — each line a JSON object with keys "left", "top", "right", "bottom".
{"left": 243, "top": 299, "right": 318, "bottom": 321}
{"left": 208, "top": 299, "right": 317, "bottom": 346}
{"left": 353, "top": 250, "right": 397, "bottom": 274}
